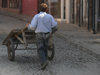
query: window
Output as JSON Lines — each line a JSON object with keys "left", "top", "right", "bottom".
{"left": 44, "top": 0, "right": 61, "bottom": 18}
{"left": 9, "top": 0, "right": 19, "bottom": 8}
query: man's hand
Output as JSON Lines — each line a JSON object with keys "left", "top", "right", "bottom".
{"left": 23, "top": 23, "right": 30, "bottom": 31}
{"left": 25, "top": 23, "right": 30, "bottom": 27}
{"left": 52, "top": 27, "right": 58, "bottom": 34}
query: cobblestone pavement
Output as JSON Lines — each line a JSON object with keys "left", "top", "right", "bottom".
{"left": 57, "top": 23, "right": 100, "bottom": 55}
{"left": 0, "top": 14, "right": 100, "bottom": 75}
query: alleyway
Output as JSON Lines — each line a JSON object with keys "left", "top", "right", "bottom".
{"left": 0, "top": 14, "right": 100, "bottom": 75}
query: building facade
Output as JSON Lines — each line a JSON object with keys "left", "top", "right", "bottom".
{"left": 0, "top": 0, "right": 21, "bottom": 13}
{"left": 44, "top": 0, "right": 70, "bottom": 23}
{"left": 69, "top": 0, "right": 100, "bottom": 34}
{"left": 0, "top": 0, "right": 38, "bottom": 16}
{"left": 0, "top": 0, "right": 71, "bottom": 22}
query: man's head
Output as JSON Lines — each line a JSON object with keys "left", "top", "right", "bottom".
{"left": 40, "top": 3, "right": 48, "bottom": 12}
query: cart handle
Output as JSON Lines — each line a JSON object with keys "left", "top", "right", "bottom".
{"left": 16, "top": 26, "right": 28, "bottom": 36}
{"left": 22, "top": 26, "right": 28, "bottom": 32}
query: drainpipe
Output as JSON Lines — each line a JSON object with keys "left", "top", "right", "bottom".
{"left": 72, "top": 0, "right": 75, "bottom": 24}
{"left": 79, "top": 0, "right": 81, "bottom": 26}
{"left": 88, "top": 0, "right": 89, "bottom": 30}
{"left": 93, "top": 0, "right": 96, "bottom": 34}
{"left": 82, "top": 0, "right": 83, "bottom": 26}
{"left": 79, "top": 0, "right": 83, "bottom": 26}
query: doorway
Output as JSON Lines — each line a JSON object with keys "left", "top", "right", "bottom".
{"left": 2, "top": 0, "right": 7, "bottom": 8}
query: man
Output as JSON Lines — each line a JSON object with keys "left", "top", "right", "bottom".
{"left": 26, "top": 3, "right": 57, "bottom": 70}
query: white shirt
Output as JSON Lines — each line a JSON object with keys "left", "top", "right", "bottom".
{"left": 28, "top": 12, "right": 57, "bottom": 33}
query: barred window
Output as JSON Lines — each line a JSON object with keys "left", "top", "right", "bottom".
{"left": 9, "top": 0, "right": 19, "bottom": 8}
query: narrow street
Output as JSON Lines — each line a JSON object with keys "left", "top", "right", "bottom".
{"left": 0, "top": 15, "right": 100, "bottom": 75}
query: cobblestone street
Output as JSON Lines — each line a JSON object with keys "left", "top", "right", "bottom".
{"left": 0, "top": 14, "right": 100, "bottom": 75}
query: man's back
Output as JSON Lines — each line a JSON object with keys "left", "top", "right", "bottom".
{"left": 26, "top": 3, "right": 57, "bottom": 70}
{"left": 28, "top": 12, "right": 57, "bottom": 33}
{"left": 36, "top": 12, "right": 57, "bottom": 33}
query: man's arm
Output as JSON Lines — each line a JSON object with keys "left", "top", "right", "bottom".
{"left": 51, "top": 16, "right": 58, "bottom": 34}
{"left": 51, "top": 26, "right": 58, "bottom": 34}
{"left": 26, "top": 15, "right": 38, "bottom": 30}
{"left": 51, "top": 16, "right": 57, "bottom": 28}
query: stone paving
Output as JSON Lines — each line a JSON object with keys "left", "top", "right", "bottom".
{"left": 57, "top": 22, "right": 100, "bottom": 56}
{"left": 1, "top": 10, "right": 100, "bottom": 55}
{"left": 0, "top": 11, "right": 100, "bottom": 75}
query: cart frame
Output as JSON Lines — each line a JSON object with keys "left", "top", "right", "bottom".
{"left": 2, "top": 28, "right": 55, "bottom": 61}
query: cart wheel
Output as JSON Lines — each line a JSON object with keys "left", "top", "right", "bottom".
{"left": 48, "top": 44, "right": 55, "bottom": 61}
{"left": 7, "top": 39, "right": 15, "bottom": 61}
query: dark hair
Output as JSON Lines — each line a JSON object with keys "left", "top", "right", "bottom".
{"left": 40, "top": 3, "right": 48, "bottom": 12}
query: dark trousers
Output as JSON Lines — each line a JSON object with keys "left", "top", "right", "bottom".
{"left": 36, "top": 33, "right": 50, "bottom": 64}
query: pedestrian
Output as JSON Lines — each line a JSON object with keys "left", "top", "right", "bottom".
{"left": 25, "top": 3, "right": 57, "bottom": 70}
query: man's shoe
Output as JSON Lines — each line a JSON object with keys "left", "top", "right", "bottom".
{"left": 41, "top": 61, "right": 48, "bottom": 70}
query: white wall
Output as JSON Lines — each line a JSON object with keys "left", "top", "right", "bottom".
{"left": 66, "top": 0, "right": 70, "bottom": 23}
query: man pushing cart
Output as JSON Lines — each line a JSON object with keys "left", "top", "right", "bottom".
{"left": 2, "top": 3, "right": 57, "bottom": 70}
{"left": 26, "top": 3, "right": 58, "bottom": 70}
